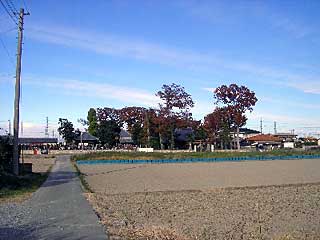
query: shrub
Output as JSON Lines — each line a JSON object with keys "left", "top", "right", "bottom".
{"left": 0, "top": 136, "right": 13, "bottom": 173}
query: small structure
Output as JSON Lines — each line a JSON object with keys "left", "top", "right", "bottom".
{"left": 74, "top": 132, "right": 99, "bottom": 146}
{"left": 119, "top": 129, "right": 133, "bottom": 144}
{"left": 246, "top": 134, "right": 282, "bottom": 150}
{"left": 237, "top": 128, "right": 261, "bottom": 139}
{"left": 174, "top": 128, "right": 194, "bottom": 149}
{"left": 18, "top": 137, "right": 58, "bottom": 145}
{"left": 274, "top": 133, "right": 297, "bottom": 142}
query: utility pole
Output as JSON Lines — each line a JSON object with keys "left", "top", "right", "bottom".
{"left": 274, "top": 121, "right": 277, "bottom": 135}
{"left": 13, "top": 8, "right": 29, "bottom": 175}
{"left": 260, "top": 118, "right": 263, "bottom": 134}
{"left": 52, "top": 130, "right": 55, "bottom": 138}
{"left": 45, "top": 116, "right": 49, "bottom": 137}
{"left": 21, "top": 121, "right": 23, "bottom": 136}
{"left": 8, "top": 120, "right": 11, "bottom": 135}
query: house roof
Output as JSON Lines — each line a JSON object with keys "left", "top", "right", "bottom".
{"left": 239, "top": 128, "right": 260, "bottom": 134}
{"left": 120, "top": 129, "right": 131, "bottom": 138}
{"left": 247, "top": 134, "right": 281, "bottom": 142}
{"left": 19, "top": 138, "right": 58, "bottom": 144}
{"left": 119, "top": 129, "right": 133, "bottom": 143}
{"left": 274, "top": 133, "right": 297, "bottom": 137}
{"left": 75, "top": 132, "right": 99, "bottom": 142}
{"left": 174, "top": 128, "right": 194, "bottom": 142}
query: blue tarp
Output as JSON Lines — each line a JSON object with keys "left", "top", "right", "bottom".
{"left": 76, "top": 154, "right": 320, "bottom": 165}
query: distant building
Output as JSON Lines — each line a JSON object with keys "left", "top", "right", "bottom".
{"left": 274, "top": 133, "right": 297, "bottom": 142}
{"left": 246, "top": 134, "right": 282, "bottom": 149}
{"left": 74, "top": 132, "right": 99, "bottom": 145}
{"left": 237, "top": 128, "right": 261, "bottom": 139}
{"left": 119, "top": 129, "right": 133, "bottom": 144}
{"left": 174, "top": 127, "right": 194, "bottom": 149}
{"left": 18, "top": 137, "right": 58, "bottom": 145}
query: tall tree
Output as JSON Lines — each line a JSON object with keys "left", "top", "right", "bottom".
{"left": 119, "top": 107, "right": 146, "bottom": 146}
{"left": 204, "top": 107, "right": 233, "bottom": 149}
{"left": 214, "top": 84, "right": 257, "bottom": 150}
{"left": 87, "top": 108, "right": 98, "bottom": 136}
{"left": 58, "top": 118, "right": 75, "bottom": 144}
{"left": 156, "top": 83, "right": 194, "bottom": 149}
{"left": 96, "top": 108, "right": 122, "bottom": 147}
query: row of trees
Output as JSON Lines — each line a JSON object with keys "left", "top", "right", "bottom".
{"left": 58, "top": 83, "right": 258, "bottom": 150}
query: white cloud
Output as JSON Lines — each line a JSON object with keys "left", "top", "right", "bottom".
{"left": 26, "top": 23, "right": 320, "bottom": 95}
{"left": 202, "top": 87, "right": 216, "bottom": 93}
{"left": 24, "top": 76, "right": 160, "bottom": 107}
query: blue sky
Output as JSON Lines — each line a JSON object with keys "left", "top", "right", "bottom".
{"left": 1, "top": 0, "right": 320, "bottom": 137}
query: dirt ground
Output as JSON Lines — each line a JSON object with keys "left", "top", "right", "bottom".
{"left": 78, "top": 159, "right": 320, "bottom": 193}
{"left": 79, "top": 159, "right": 320, "bottom": 240}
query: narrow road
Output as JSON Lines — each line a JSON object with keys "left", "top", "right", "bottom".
{"left": 0, "top": 155, "right": 107, "bottom": 240}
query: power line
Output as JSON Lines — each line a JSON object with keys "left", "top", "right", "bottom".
{"left": 4, "top": 0, "right": 18, "bottom": 16}
{"left": 0, "top": 35, "right": 15, "bottom": 66}
{"left": 21, "top": 0, "right": 29, "bottom": 14}
{"left": 0, "top": 0, "right": 17, "bottom": 25}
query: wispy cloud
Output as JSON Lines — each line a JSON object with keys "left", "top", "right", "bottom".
{"left": 25, "top": 23, "right": 320, "bottom": 94}
{"left": 24, "top": 76, "right": 160, "bottom": 107}
{"left": 269, "top": 15, "right": 313, "bottom": 39}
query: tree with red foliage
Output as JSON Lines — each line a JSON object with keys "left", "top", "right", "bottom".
{"left": 204, "top": 107, "right": 234, "bottom": 149}
{"left": 156, "top": 83, "right": 194, "bottom": 149}
{"left": 214, "top": 84, "right": 257, "bottom": 150}
{"left": 119, "top": 107, "right": 148, "bottom": 146}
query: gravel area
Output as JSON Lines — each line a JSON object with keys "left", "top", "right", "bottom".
{"left": 78, "top": 159, "right": 320, "bottom": 193}
{"left": 87, "top": 184, "right": 320, "bottom": 240}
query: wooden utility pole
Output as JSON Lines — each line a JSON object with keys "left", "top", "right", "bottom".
{"left": 13, "top": 8, "right": 29, "bottom": 175}
{"left": 8, "top": 119, "right": 11, "bottom": 135}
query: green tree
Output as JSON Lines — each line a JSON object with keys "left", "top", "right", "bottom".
{"left": 58, "top": 118, "right": 75, "bottom": 144}
{"left": 96, "top": 120, "right": 121, "bottom": 147}
{"left": 87, "top": 108, "right": 98, "bottom": 136}
{"left": 96, "top": 108, "right": 122, "bottom": 148}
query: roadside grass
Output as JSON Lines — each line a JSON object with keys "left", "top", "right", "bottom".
{"left": 72, "top": 161, "right": 93, "bottom": 193}
{"left": 73, "top": 149, "right": 320, "bottom": 161}
{"left": 0, "top": 166, "right": 52, "bottom": 204}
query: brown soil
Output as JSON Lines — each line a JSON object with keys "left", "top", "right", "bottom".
{"left": 79, "top": 159, "right": 320, "bottom": 240}
{"left": 87, "top": 184, "right": 320, "bottom": 240}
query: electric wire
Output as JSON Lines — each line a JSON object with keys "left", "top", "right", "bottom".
{"left": 4, "top": 0, "right": 18, "bottom": 16}
{"left": 0, "top": 0, "right": 17, "bottom": 25}
{"left": 0, "top": 35, "right": 15, "bottom": 67}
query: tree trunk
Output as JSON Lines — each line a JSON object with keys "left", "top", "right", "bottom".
{"left": 236, "top": 125, "right": 240, "bottom": 150}
{"left": 159, "top": 133, "right": 164, "bottom": 150}
{"left": 145, "top": 111, "right": 151, "bottom": 147}
{"left": 170, "top": 128, "right": 175, "bottom": 150}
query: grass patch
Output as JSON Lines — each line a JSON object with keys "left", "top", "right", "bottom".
{"left": 72, "top": 161, "right": 93, "bottom": 193}
{"left": 0, "top": 166, "right": 52, "bottom": 204}
{"left": 73, "top": 149, "right": 320, "bottom": 161}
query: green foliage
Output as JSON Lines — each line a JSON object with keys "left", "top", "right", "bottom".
{"left": 74, "top": 149, "right": 320, "bottom": 161}
{"left": 131, "top": 123, "right": 144, "bottom": 146}
{"left": 0, "top": 172, "right": 48, "bottom": 201}
{"left": 96, "top": 120, "right": 121, "bottom": 147}
{"left": 0, "top": 136, "right": 13, "bottom": 173}
{"left": 87, "top": 108, "right": 98, "bottom": 136}
{"left": 58, "top": 118, "right": 75, "bottom": 144}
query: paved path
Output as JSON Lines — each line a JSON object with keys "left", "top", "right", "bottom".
{"left": 0, "top": 155, "right": 107, "bottom": 240}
